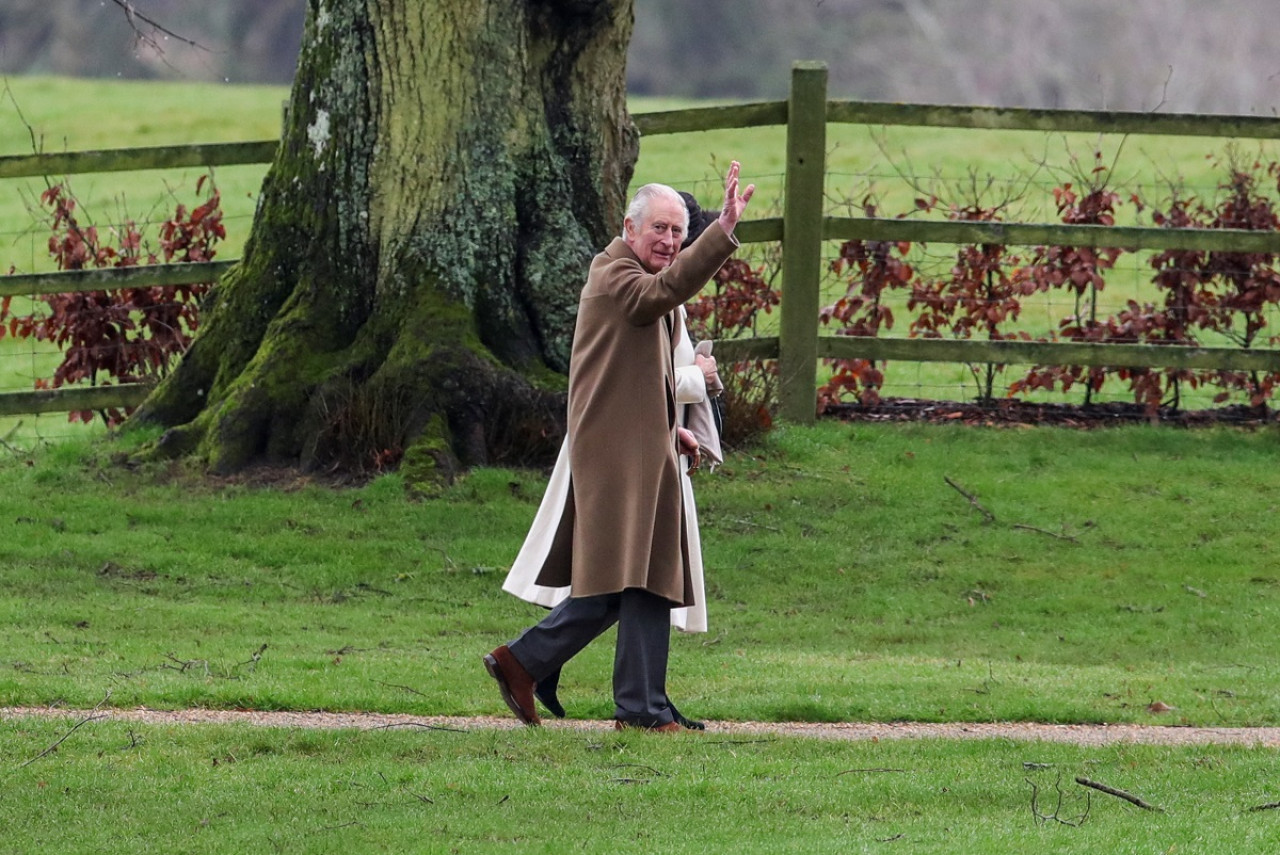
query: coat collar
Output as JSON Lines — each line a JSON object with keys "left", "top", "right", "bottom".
{"left": 602, "top": 237, "right": 639, "bottom": 264}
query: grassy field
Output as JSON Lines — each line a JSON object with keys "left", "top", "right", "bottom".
{"left": 4, "top": 419, "right": 1280, "bottom": 851}
{"left": 8, "top": 717, "right": 1280, "bottom": 854}
{"left": 3, "top": 420, "right": 1280, "bottom": 725}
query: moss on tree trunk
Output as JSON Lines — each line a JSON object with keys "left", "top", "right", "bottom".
{"left": 131, "top": 0, "right": 637, "bottom": 483}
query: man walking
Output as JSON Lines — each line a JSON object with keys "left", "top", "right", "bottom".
{"left": 484, "top": 163, "right": 754, "bottom": 731}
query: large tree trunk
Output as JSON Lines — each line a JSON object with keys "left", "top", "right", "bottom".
{"left": 133, "top": 0, "right": 637, "bottom": 482}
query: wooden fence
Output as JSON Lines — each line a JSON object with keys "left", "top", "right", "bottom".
{"left": 4, "top": 61, "right": 1280, "bottom": 423}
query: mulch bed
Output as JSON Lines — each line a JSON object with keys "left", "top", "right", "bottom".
{"left": 822, "top": 398, "right": 1280, "bottom": 429}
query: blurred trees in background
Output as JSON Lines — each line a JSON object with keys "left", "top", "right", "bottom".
{"left": 0, "top": 0, "right": 305, "bottom": 84}
{"left": 0, "top": 0, "right": 1276, "bottom": 113}
{"left": 630, "top": 0, "right": 1280, "bottom": 113}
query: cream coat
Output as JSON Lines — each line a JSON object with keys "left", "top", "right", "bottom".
{"left": 503, "top": 307, "right": 712, "bottom": 632}
{"left": 502, "top": 224, "right": 736, "bottom": 609}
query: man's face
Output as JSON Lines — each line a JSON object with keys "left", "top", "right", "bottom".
{"left": 624, "top": 196, "right": 687, "bottom": 273}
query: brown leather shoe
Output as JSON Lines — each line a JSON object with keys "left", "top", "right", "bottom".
{"left": 614, "top": 720, "right": 684, "bottom": 733}
{"left": 483, "top": 645, "right": 540, "bottom": 726}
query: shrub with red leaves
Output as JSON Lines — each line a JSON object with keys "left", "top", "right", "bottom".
{"left": 685, "top": 255, "right": 780, "bottom": 443}
{"left": 0, "top": 175, "right": 224, "bottom": 425}
{"left": 822, "top": 149, "right": 1280, "bottom": 418}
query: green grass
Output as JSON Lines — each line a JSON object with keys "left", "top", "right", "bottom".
{"left": 4, "top": 416, "right": 1280, "bottom": 850}
{"left": 6, "top": 718, "right": 1280, "bottom": 853}
{"left": 3, "top": 421, "right": 1280, "bottom": 727}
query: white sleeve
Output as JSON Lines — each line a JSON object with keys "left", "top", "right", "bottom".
{"left": 675, "top": 364, "right": 706, "bottom": 405}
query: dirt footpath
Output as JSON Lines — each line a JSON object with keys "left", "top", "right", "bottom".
{"left": 6, "top": 707, "right": 1280, "bottom": 747}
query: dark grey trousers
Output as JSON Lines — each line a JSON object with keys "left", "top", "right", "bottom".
{"left": 506, "top": 588, "right": 673, "bottom": 727}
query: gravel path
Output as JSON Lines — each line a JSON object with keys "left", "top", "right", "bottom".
{"left": 6, "top": 707, "right": 1280, "bottom": 747}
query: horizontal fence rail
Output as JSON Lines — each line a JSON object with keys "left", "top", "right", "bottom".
{"left": 633, "top": 102, "right": 788, "bottom": 135}
{"left": 632, "top": 99, "right": 1280, "bottom": 141}
{"left": 825, "top": 217, "right": 1280, "bottom": 254}
{"left": 817, "top": 337, "right": 1280, "bottom": 373}
{"left": 0, "top": 383, "right": 152, "bottom": 417}
{"left": 6, "top": 61, "right": 1280, "bottom": 422}
{"left": 0, "top": 261, "right": 235, "bottom": 298}
{"left": 714, "top": 337, "right": 1280, "bottom": 373}
{"left": 0, "top": 141, "right": 278, "bottom": 180}
{"left": 825, "top": 100, "right": 1280, "bottom": 140}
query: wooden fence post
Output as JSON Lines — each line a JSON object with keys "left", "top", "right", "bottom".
{"left": 779, "top": 61, "right": 827, "bottom": 424}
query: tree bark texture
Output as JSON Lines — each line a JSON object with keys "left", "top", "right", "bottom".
{"left": 133, "top": 0, "right": 638, "bottom": 481}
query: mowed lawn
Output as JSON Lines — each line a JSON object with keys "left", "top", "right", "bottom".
{"left": 2, "top": 420, "right": 1279, "bottom": 727}
{"left": 4, "top": 420, "right": 1280, "bottom": 853}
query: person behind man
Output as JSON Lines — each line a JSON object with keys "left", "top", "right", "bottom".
{"left": 484, "top": 163, "right": 754, "bottom": 731}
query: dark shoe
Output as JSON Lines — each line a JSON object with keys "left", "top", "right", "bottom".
{"left": 483, "top": 645, "right": 541, "bottom": 726}
{"left": 534, "top": 666, "right": 567, "bottom": 718}
{"left": 614, "top": 719, "right": 685, "bottom": 733}
{"left": 667, "top": 700, "right": 705, "bottom": 731}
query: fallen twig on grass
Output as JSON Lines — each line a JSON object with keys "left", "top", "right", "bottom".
{"left": 17, "top": 692, "right": 112, "bottom": 770}
{"left": 1075, "top": 776, "right": 1163, "bottom": 811}
{"left": 943, "top": 476, "right": 995, "bottom": 523}
{"left": 608, "top": 762, "right": 667, "bottom": 785}
{"left": 163, "top": 653, "right": 211, "bottom": 676}
{"left": 373, "top": 680, "right": 428, "bottom": 698}
{"left": 1012, "top": 523, "right": 1079, "bottom": 543}
{"left": 368, "top": 721, "right": 469, "bottom": 734}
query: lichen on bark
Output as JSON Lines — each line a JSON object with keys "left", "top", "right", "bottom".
{"left": 131, "top": 0, "right": 636, "bottom": 485}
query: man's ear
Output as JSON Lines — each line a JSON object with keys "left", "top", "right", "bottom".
{"left": 622, "top": 217, "right": 635, "bottom": 240}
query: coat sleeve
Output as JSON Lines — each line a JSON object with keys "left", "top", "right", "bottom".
{"left": 610, "top": 224, "right": 738, "bottom": 326}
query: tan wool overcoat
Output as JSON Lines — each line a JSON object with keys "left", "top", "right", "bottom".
{"left": 530, "top": 223, "right": 738, "bottom": 606}
{"left": 503, "top": 306, "right": 712, "bottom": 631}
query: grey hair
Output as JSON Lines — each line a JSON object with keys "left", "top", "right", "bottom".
{"left": 621, "top": 183, "right": 689, "bottom": 239}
